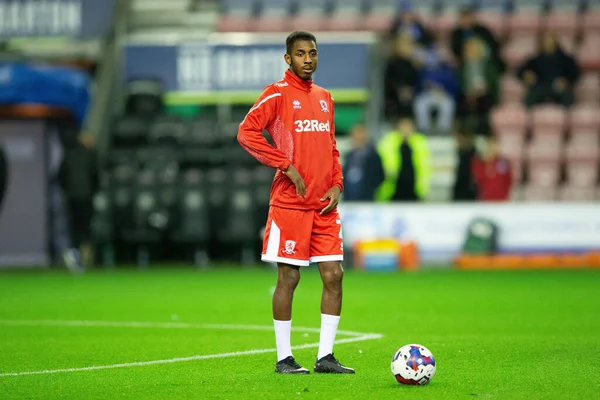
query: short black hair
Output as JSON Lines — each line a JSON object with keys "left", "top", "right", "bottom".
{"left": 286, "top": 30, "right": 317, "bottom": 55}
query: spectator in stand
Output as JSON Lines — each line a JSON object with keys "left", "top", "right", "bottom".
{"left": 517, "top": 31, "right": 580, "bottom": 108}
{"left": 471, "top": 136, "right": 512, "bottom": 202}
{"left": 376, "top": 118, "right": 431, "bottom": 202}
{"left": 384, "top": 34, "right": 420, "bottom": 120}
{"left": 342, "top": 123, "right": 385, "bottom": 202}
{"left": 452, "top": 130, "right": 479, "bottom": 201}
{"left": 413, "top": 48, "right": 459, "bottom": 135}
{"left": 458, "top": 37, "right": 501, "bottom": 136}
{"left": 389, "top": 1, "right": 433, "bottom": 47}
{"left": 450, "top": 5, "right": 505, "bottom": 73}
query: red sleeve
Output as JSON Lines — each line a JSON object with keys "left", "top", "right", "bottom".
{"left": 471, "top": 158, "right": 484, "bottom": 186}
{"left": 330, "top": 96, "right": 344, "bottom": 192}
{"left": 237, "top": 86, "right": 291, "bottom": 171}
{"left": 503, "top": 158, "right": 513, "bottom": 201}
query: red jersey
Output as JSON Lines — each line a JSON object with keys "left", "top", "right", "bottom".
{"left": 471, "top": 156, "right": 512, "bottom": 201}
{"left": 237, "top": 69, "right": 343, "bottom": 211}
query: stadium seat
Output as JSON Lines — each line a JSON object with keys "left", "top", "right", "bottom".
{"left": 223, "top": 144, "right": 259, "bottom": 167}
{"left": 523, "top": 184, "right": 558, "bottom": 201}
{"left": 569, "top": 104, "right": 600, "bottom": 132}
{"left": 502, "top": 36, "right": 538, "bottom": 70}
{"left": 528, "top": 158, "right": 561, "bottom": 186}
{"left": 577, "top": 34, "right": 600, "bottom": 70}
{"left": 121, "top": 148, "right": 180, "bottom": 266}
{"left": 510, "top": 159, "right": 525, "bottom": 184}
{"left": 252, "top": 0, "right": 292, "bottom": 32}
{"left": 364, "top": 0, "right": 397, "bottom": 33}
{"left": 565, "top": 160, "right": 599, "bottom": 186}
{"left": 110, "top": 162, "right": 138, "bottom": 242}
{"left": 477, "top": 12, "right": 508, "bottom": 41}
{"left": 429, "top": 13, "right": 456, "bottom": 45}
{"left": 91, "top": 189, "right": 114, "bottom": 267}
{"left": 544, "top": 13, "right": 579, "bottom": 47}
{"left": 217, "top": 168, "right": 258, "bottom": 264}
{"left": 124, "top": 168, "right": 174, "bottom": 267}
{"left": 550, "top": 0, "right": 584, "bottom": 13}
{"left": 187, "top": 118, "right": 220, "bottom": 148}
{"left": 558, "top": 184, "right": 597, "bottom": 200}
{"left": 565, "top": 139, "right": 600, "bottom": 162}
{"left": 514, "top": 0, "right": 549, "bottom": 13}
{"left": 216, "top": 0, "right": 255, "bottom": 32}
{"left": 171, "top": 168, "right": 211, "bottom": 266}
{"left": 327, "top": 0, "right": 364, "bottom": 31}
{"left": 570, "top": 125, "right": 600, "bottom": 147}
{"left": 530, "top": 104, "right": 568, "bottom": 140}
{"left": 500, "top": 76, "right": 525, "bottom": 104}
{"left": 508, "top": 12, "right": 542, "bottom": 39}
{"left": 491, "top": 104, "right": 528, "bottom": 131}
{"left": 142, "top": 149, "right": 181, "bottom": 187}
{"left": 582, "top": 11, "right": 600, "bottom": 34}
{"left": 148, "top": 116, "right": 187, "bottom": 147}
{"left": 498, "top": 133, "right": 525, "bottom": 160}
{"left": 124, "top": 79, "right": 164, "bottom": 118}
{"left": 476, "top": 0, "right": 512, "bottom": 13}
{"left": 574, "top": 73, "right": 600, "bottom": 104}
{"left": 207, "top": 167, "right": 229, "bottom": 237}
{"left": 112, "top": 116, "right": 149, "bottom": 148}
{"left": 412, "top": 0, "right": 439, "bottom": 16}
{"left": 291, "top": 0, "right": 329, "bottom": 32}
{"left": 570, "top": 130, "right": 600, "bottom": 147}
{"left": 253, "top": 165, "right": 273, "bottom": 234}
{"left": 526, "top": 138, "right": 563, "bottom": 162}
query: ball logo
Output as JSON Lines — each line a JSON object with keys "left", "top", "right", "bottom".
{"left": 294, "top": 119, "right": 330, "bottom": 133}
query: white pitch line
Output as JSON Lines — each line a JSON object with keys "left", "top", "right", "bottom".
{"left": 0, "top": 334, "right": 382, "bottom": 377}
{"left": 0, "top": 319, "right": 379, "bottom": 338}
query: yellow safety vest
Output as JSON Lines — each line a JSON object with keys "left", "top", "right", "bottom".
{"left": 376, "top": 131, "right": 432, "bottom": 201}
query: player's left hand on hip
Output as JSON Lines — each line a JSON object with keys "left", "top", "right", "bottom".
{"left": 320, "top": 186, "right": 341, "bottom": 215}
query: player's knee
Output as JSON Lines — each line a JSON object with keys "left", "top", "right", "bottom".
{"left": 278, "top": 269, "right": 301, "bottom": 289}
{"left": 321, "top": 264, "right": 343, "bottom": 287}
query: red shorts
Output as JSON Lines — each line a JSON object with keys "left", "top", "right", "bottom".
{"left": 261, "top": 206, "right": 344, "bottom": 267}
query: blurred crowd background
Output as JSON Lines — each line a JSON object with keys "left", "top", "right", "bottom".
{"left": 0, "top": 0, "right": 599, "bottom": 269}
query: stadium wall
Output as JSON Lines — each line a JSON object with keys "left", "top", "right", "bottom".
{"left": 339, "top": 203, "right": 600, "bottom": 265}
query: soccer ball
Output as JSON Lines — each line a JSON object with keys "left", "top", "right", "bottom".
{"left": 391, "top": 344, "right": 436, "bottom": 385}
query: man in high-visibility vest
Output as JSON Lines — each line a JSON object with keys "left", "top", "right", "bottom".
{"left": 376, "top": 118, "right": 432, "bottom": 202}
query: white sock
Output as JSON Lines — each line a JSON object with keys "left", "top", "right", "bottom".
{"left": 274, "top": 319, "right": 293, "bottom": 362}
{"left": 317, "top": 314, "right": 340, "bottom": 360}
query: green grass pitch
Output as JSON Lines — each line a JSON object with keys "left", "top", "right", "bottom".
{"left": 0, "top": 266, "right": 599, "bottom": 399}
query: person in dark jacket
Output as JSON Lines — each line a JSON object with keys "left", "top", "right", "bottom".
{"left": 518, "top": 31, "right": 580, "bottom": 108}
{"left": 458, "top": 37, "right": 501, "bottom": 135}
{"left": 389, "top": 2, "right": 433, "bottom": 47}
{"left": 384, "top": 34, "right": 420, "bottom": 119}
{"left": 452, "top": 130, "right": 478, "bottom": 201}
{"left": 451, "top": 6, "right": 505, "bottom": 73}
{"left": 413, "top": 48, "right": 460, "bottom": 135}
{"left": 342, "top": 123, "right": 385, "bottom": 201}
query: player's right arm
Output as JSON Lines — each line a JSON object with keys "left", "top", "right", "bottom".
{"left": 237, "top": 86, "right": 290, "bottom": 171}
{"left": 237, "top": 86, "right": 306, "bottom": 197}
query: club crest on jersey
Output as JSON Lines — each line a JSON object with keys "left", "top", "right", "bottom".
{"left": 320, "top": 100, "right": 329, "bottom": 113}
{"left": 293, "top": 100, "right": 302, "bottom": 110}
{"left": 282, "top": 240, "right": 296, "bottom": 255}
